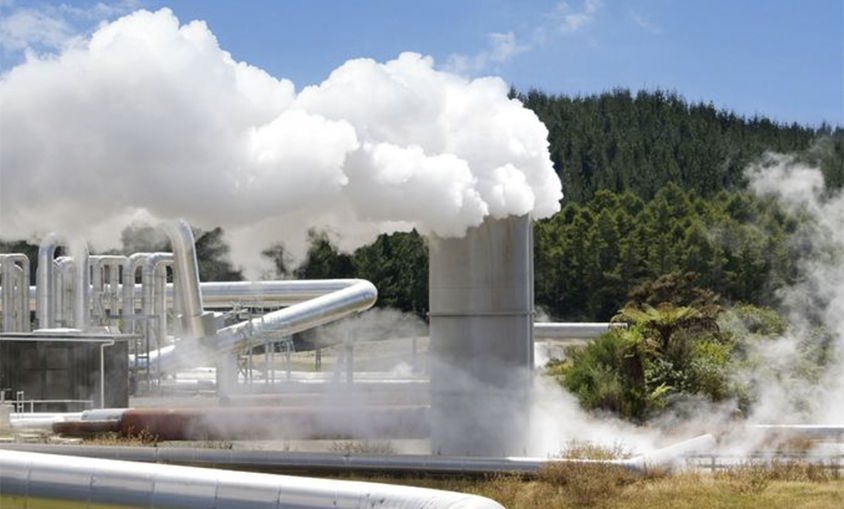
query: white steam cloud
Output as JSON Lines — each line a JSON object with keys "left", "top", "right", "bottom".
{"left": 745, "top": 153, "right": 844, "bottom": 426}
{"left": 0, "top": 8, "right": 562, "bottom": 273}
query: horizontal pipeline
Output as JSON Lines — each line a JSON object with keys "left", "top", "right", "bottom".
{"left": 0, "top": 449, "right": 504, "bottom": 509}
{"left": 10, "top": 280, "right": 378, "bottom": 310}
{"left": 1, "top": 435, "right": 715, "bottom": 477}
{"left": 533, "top": 322, "right": 624, "bottom": 339}
{"left": 49, "top": 406, "right": 429, "bottom": 441}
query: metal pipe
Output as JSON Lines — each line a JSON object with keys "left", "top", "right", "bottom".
{"left": 54, "top": 257, "right": 74, "bottom": 328}
{"left": 0, "top": 254, "right": 30, "bottom": 332}
{"left": 142, "top": 254, "right": 174, "bottom": 339}
{"left": 0, "top": 435, "right": 716, "bottom": 476}
{"left": 18, "top": 279, "right": 393, "bottom": 312}
{"left": 90, "top": 255, "right": 127, "bottom": 322}
{"left": 99, "top": 340, "right": 115, "bottom": 409}
{"left": 144, "top": 279, "right": 377, "bottom": 372}
{"left": 71, "top": 241, "right": 90, "bottom": 330}
{"left": 20, "top": 259, "right": 30, "bottom": 331}
{"left": 533, "top": 322, "right": 625, "bottom": 339}
{"left": 11, "top": 264, "right": 23, "bottom": 330}
{"left": 122, "top": 253, "right": 153, "bottom": 334}
{"left": 162, "top": 220, "right": 215, "bottom": 340}
{"left": 35, "top": 233, "right": 59, "bottom": 328}
{"left": 0, "top": 449, "right": 505, "bottom": 509}
{"left": 155, "top": 261, "right": 173, "bottom": 352}
{"left": 113, "top": 405, "right": 427, "bottom": 440}
{"left": 0, "top": 258, "right": 15, "bottom": 331}
{"left": 90, "top": 256, "right": 105, "bottom": 321}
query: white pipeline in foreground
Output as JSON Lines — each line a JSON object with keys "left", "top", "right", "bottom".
{"left": 0, "top": 449, "right": 504, "bottom": 509}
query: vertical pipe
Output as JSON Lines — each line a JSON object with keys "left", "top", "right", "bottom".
{"left": 12, "top": 264, "right": 24, "bottom": 331}
{"left": 142, "top": 254, "right": 173, "bottom": 385}
{"left": 108, "top": 263, "right": 120, "bottom": 320}
{"left": 122, "top": 253, "right": 152, "bottom": 335}
{"left": 90, "top": 256, "right": 128, "bottom": 324}
{"left": 36, "top": 233, "right": 59, "bottom": 329}
{"left": 154, "top": 261, "right": 173, "bottom": 383}
{"left": 90, "top": 257, "right": 104, "bottom": 323}
{"left": 54, "top": 257, "right": 74, "bottom": 328}
{"left": 71, "top": 241, "right": 90, "bottom": 331}
{"left": 0, "top": 255, "right": 31, "bottom": 332}
{"left": 18, "top": 256, "right": 30, "bottom": 332}
{"left": 162, "top": 220, "right": 214, "bottom": 340}
{"left": 1, "top": 259, "right": 14, "bottom": 332}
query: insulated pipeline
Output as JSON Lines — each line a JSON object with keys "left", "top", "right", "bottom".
{"left": 0, "top": 449, "right": 505, "bottom": 509}
{"left": 1, "top": 435, "right": 716, "bottom": 476}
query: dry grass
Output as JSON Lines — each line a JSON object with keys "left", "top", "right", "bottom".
{"left": 329, "top": 439, "right": 396, "bottom": 455}
{"left": 82, "top": 429, "right": 159, "bottom": 446}
{"left": 355, "top": 461, "right": 843, "bottom": 509}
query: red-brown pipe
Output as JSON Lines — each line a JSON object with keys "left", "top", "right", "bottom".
{"left": 53, "top": 420, "right": 121, "bottom": 436}
{"left": 118, "top": 405, "right": 429, "bottom": 441}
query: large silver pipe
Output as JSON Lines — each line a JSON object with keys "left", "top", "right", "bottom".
{"left": 53, "top": 257, "right": 73, "bottom": 327}
{"left": 533, "top": 322, "right": 624, "bottom": 339}
{"left": 138, "top": 254, "right": 174, "bottom": 374}
{"left": 145, "top": 279, "right": 377, "bottom": 372}
{"left": 0, "top": 254, "right": 30, "bottom": 331}
{"left": 162, "top": 220, "right": 215, "bottom": 340}
{"left": 71, "top": 241, "right": 90, "bottom": 330}
{"left": 8, "top": 264, "right": 23, "bottom": 331}
{"left": 15, "top": 280, "right": 387, "bottom": 312}
{"left": 141, "top": 254, "right": 174, "bottom": 340}
{"left": 90, "top": 256, "right": 104, "bottom": 321}
{"left": 0, "top": 257, "right": 16, "bottom": 331}
{"left": 155, "top": 261, "right": 173, "bottom": 350}
{"left": 216, "top": 279, "right": 378, "bottom": 354}
{"left": 0, "top": 449, "right": 504, "bottom": 509}
{"left": 35, "top": 233, "right": 59, "bottom": 328}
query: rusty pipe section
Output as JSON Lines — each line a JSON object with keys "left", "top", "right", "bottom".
{"left": 0, "top": 449, "right": 505, "bottom": 509}
{"left": 117, "top": 406, "right": 428, "bottom": 441}
{"left": 46, "top": 406, "right": 428, "bottom": 440}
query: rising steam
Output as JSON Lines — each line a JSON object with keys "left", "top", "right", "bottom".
{"left": 0, "top": 8, "right": 562, "bottom": 271}
{"left": 744, "top": 153, "right": 844, "bottom": 425}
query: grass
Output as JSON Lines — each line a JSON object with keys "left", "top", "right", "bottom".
{"left": 351, "top": 463, "right": 842, "bottom": 509}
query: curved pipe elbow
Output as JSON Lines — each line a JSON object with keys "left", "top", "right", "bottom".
{"left": 161, "top": 220, "right": 215, "bottom": 339}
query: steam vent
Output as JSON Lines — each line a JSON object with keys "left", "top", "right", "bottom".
{"left": 429, "top": 215, "right": 534, "bottom": 456}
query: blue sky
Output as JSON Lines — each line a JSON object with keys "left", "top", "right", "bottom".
{"left": 1, "top": 0, "right": 842, "bottom": 127}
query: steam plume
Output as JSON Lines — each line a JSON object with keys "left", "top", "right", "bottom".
{"left": 745, "top": 153, "right": 844, "bottom": 425}
{"left": 0, "top": 8, "right": 562, "bottom": 272}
